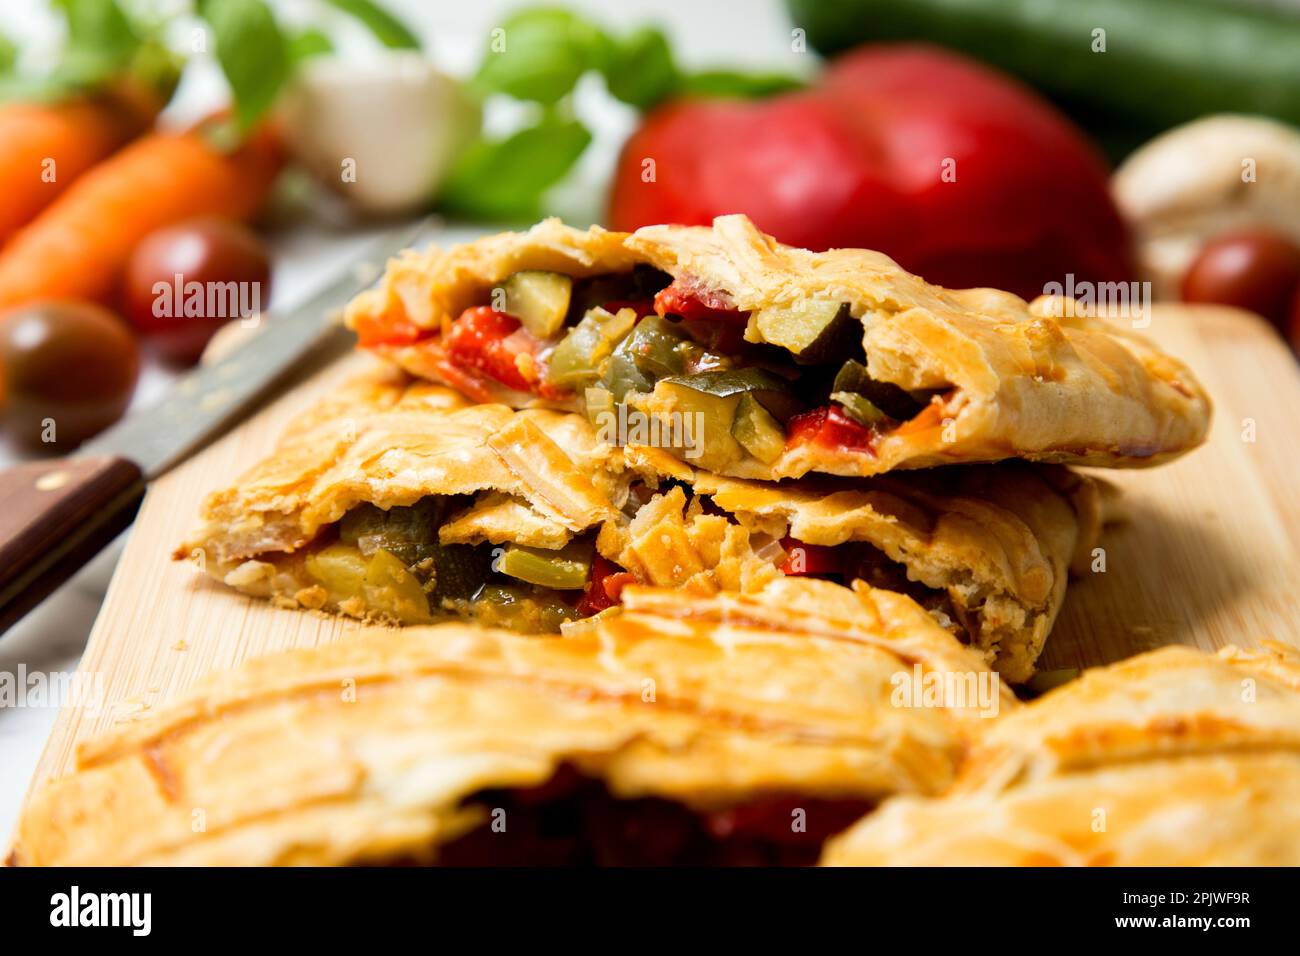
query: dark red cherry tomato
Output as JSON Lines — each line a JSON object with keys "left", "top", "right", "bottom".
{"left": 1181, "top": 230, "right": 1300, "bottom": 330}
{"left": 0, "top": 301, "right": 140, "bottom": 448}
{"left": 124, "top": 218, "right": 271, "bottom": 365}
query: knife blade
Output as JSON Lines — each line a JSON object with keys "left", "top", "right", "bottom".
{"left": 0, "top": 219, "right": 432, "bottom": 635}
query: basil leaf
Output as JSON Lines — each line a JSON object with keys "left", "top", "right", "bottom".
{"left": 56, "top": 0, "right": 139, "bottom": 69}
{"left": 680, "top": 69, "right": 804, "bottom": 99}
{"left": 601, "top": 26, "right": 678, "bottom": 110}
{"left": 202, "top": 0, "right": 290, "bottom": 130}
{"left": 439, "top": 116, "right": 592, "bottom": 221}
{"left": 475, "top": 8, "right": 606, "bottom": 105}
{"left": 323, "top": 0, "right": 420, "bottom": 50}
{"left": 288, "top": 27, "right": 334, "bottom": 64}
{"left": 0, "top": 34, "right": 16, "bottom": 75}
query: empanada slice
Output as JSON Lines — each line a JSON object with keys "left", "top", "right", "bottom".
{"left": 606, "top": 448, "right": 1115, "bottom": 682}
{"left": 10, "top": 579, "right": 1014, "bottom": 866}
{"left": 175, "top": 366, "right": 628, "bottom": 631}
{"left": 821, "top": 643, "right": 1300, "bottom": 866}
{"left": 346, "top": 215, "right": 1210, "bottom": 480}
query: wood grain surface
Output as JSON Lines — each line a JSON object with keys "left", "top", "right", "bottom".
{"left": 17, "top": 303, "right": 1300, "bottom": 802}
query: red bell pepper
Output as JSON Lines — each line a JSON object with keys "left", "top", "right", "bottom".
{"left": 444, "top": 305, "right": 539, "bottom": 394}
{"left": 575, "top": 554, "right": 637, "bottom": 617}
{"left": 786, "top": 405, "right": 879, "bottom": 453}
{"left": 609, "top": 44, "right": 1132, "bottom": 300}
{"left": 778, "top": 536, "right": 842, "bottom": 576}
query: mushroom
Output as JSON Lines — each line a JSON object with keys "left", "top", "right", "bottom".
{"left": 1112, "top": 115, "right": 1300, "bottom": 299}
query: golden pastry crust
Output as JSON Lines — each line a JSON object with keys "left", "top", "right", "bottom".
{"left": 614, "top": 447, "right": 1114, "bottom": 682}
{"left": 822, "top": 643, "right": 1300, "bottom": 866}
{"left": 9, "top": 579, "right": 1010, "bottom": 866}
{"left": 347, "top": 215, "right": 1211, "bottom": 478}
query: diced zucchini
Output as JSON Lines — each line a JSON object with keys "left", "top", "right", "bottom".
{"left": 830, "top": 359, "right": 926, "bottom": 420}
{"left": 659, "top": 367, "right": 804, "bottom": 423}
{"left": 830, "top": 390, "right": 887, "bottom": 427}
{"left": 649, "top": 380, "right": 744, "bottom": 472}
{"left": 751, "top": 300, "right": 857, "bottom": 364}
{"left": 498, "top": 538, "right": 594, "bottom": 590}
{"left": 339, "top": 499, "right": 445, "bottom": 567}
{"left": 731, "top": 393, "right": 786, "bottom": 464}
{"left": 502, "top": 270, "right": 572, "bottom": 338}
{"left": 306, "top": 543, "right": 369, "bottom": 603}
{"left": 363, "top": 548, "right": 433, "bottom": 624}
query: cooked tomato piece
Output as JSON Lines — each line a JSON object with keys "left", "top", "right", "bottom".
{"left": 778, "top": 537, "right": 841, "bottom": 576}
{"left": 353, "top": 310, "right": 430, "bottom": 349}
{"left": 654, "top": 278, "right": 749, "bottom": 324}
{"left": 575, "top": 554, "right": 636, "bottom": 616}
{"left": 706, "top": 796, "right": 871, "bottom": 847}
{"left": 786, "top": 405, "right": 880, "bottom": 452}
{"left": 445, "top": 305, "right": 537, "bottom": 393}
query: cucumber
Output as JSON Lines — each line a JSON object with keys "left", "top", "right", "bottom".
{"left": 502, "top": 270, "right": 572, "bottom": 338}
{"left": 787, "top": 0, "right": 1300, "bottom": 138}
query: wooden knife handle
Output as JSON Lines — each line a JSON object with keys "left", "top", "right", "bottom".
{"left": 0, "top": 456, "right": 145, "bottom": 635}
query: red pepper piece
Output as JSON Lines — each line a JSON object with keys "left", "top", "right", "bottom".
{"left": 785, "top": 405, "right": 879, "bottom": 452}
{"left": 778, "top": 536, "right": 841, "bottom": 576}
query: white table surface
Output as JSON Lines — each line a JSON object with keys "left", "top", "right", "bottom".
{"left": 0, "top": 0, "right": 802, "bottom": 847}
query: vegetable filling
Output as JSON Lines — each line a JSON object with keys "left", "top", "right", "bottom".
{"left": 260, "top": 496, "right": 635, "bottom": 633}
{"left": 429, "top": 765, "right": 874, "bottom": 866}
{"left": 363, "top": 267, "right": 950, "bottom": 469}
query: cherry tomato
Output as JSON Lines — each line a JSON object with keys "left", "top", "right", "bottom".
{"left": 1181, "top": 230, "right": 1300, "bottom": 330}
{"left": 124, "top": 218, "right": 271, "bottom": 366}
{"left": 0, "top": 302, "right": 140, "bottom": 449}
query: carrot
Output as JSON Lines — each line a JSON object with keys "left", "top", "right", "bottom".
{"left": 0, "top": 97, "right": 152, "bottom": 248}
{"left": 0, "top": 125, "right": 283, "bottom": 310}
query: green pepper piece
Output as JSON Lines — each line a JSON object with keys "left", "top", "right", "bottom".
{"left": 546, "top": 306, "right": 637, "bottom": 390}
{"left": 624, "top": 314, "right": 688, "bottom": 379}
{"left": 497, "top": 538, "right": 594, "bottom": 590}
{"left": 600, "top": 333, "right": 656, "bottom": 401}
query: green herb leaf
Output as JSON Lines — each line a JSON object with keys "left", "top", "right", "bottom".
{"left": 600, "top": 25, "right": 678, "bottom": 110}
{"left": 0, "top": 34, "right": 16, "bottom": 75}
{"left": 56, "top": 0, "right": 139, "bottom": 69}
{"left": 474, "top": 8, "right": 606, "bottom": 105}
{"left": 679, "top": 69, "right": 804, "bottom": 99}
{"left": 288, "top": 27, "right": 334, "bottom": 64}
{"left": 202, "top": 0, "right": 290, "bottom": 131}
{"left": 439, "top": 115, "right": 592, "bottom": 221}
{"left": 323, "top": 0, "right": 420, "bottom": 50}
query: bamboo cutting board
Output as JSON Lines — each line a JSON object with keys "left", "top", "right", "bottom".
{"left": 19, "top": 303, "right": 1300, "bottom": 795}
